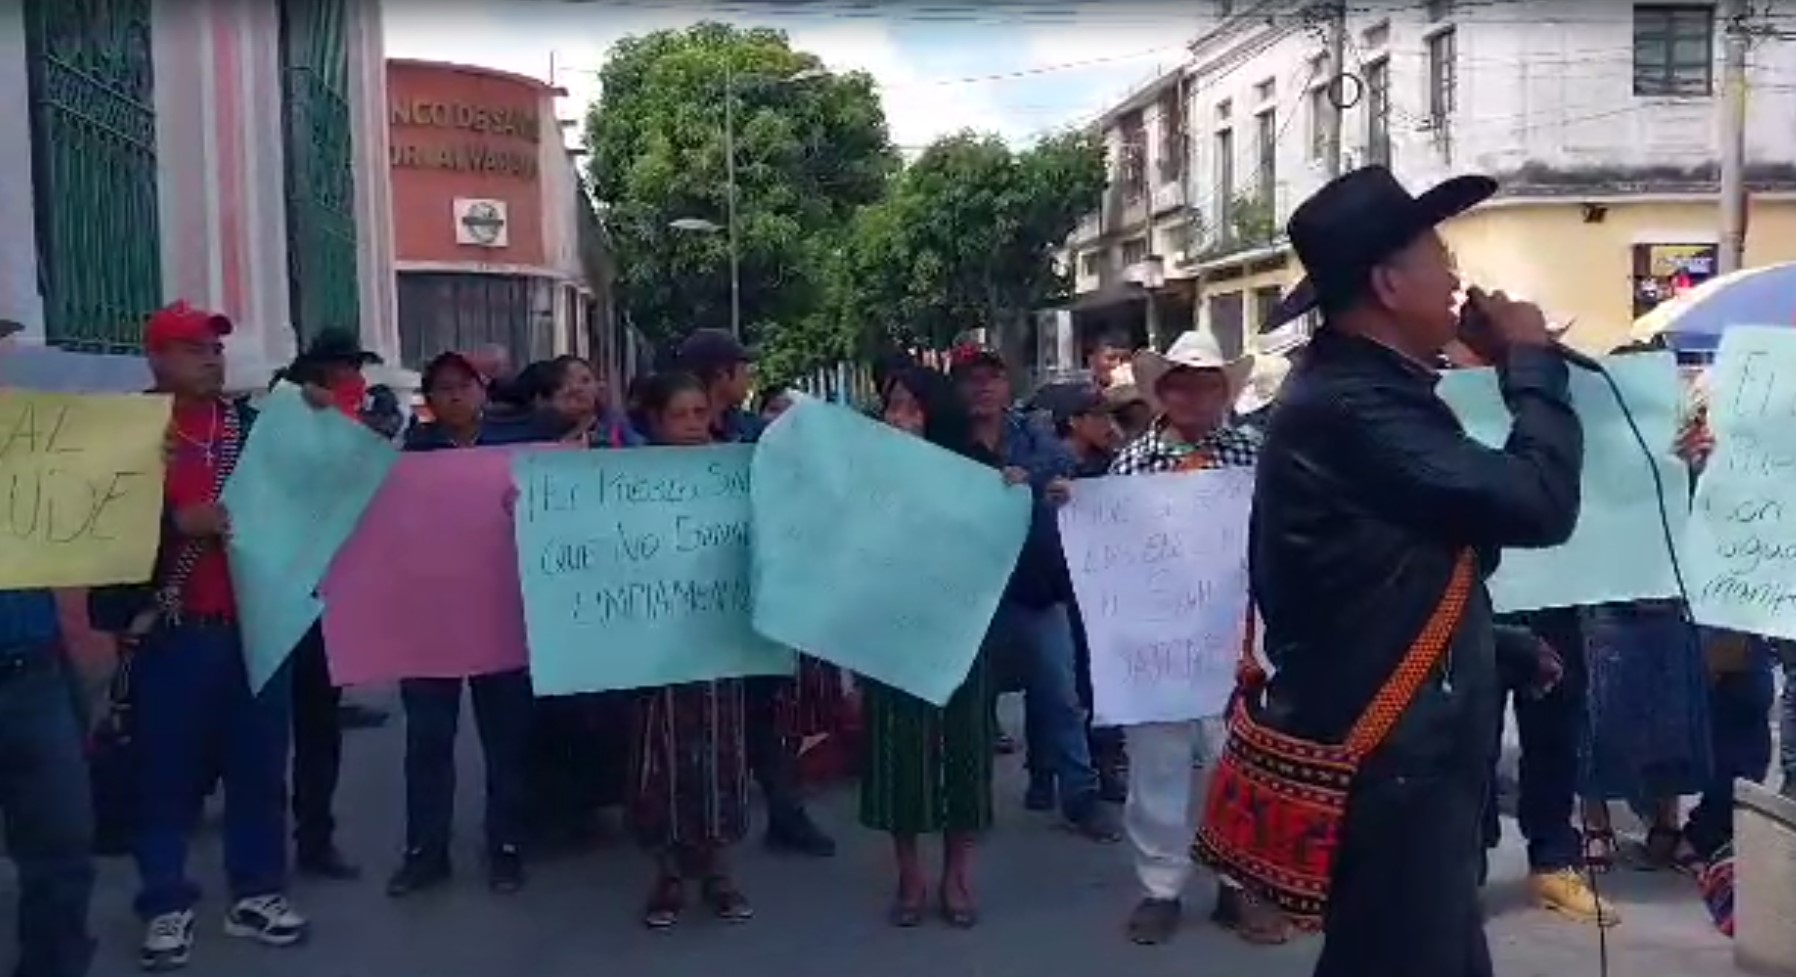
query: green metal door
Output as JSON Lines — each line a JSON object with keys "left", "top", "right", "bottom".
{"left": 279, "top": 0, "right": 360, "bottom": 347}
{"left": 24, "top": 0, "right": 162, "bottom": 352}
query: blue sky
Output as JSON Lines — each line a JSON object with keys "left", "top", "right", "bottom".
{"left": 383, "top": 1, "right": 1212, "bottom": 152}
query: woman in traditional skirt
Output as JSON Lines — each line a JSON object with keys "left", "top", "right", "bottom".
{"left": 630, "top": 372, "right": 754, "bottom": 928}
{"left": 861, "top": 365, "right": 1002, "bottom": 928}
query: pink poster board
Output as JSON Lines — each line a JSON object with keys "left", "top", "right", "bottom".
{"left": 319, "top": 446, "right": 532, "bottom": 686}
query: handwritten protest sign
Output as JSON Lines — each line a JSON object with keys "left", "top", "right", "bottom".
{"left": 750, "top": 400, "right": 1031, "bottom": 705}
{"left": 321, "top": 447, "right": 531, "bottom": 686}
{"left": 1686, "top": 328, "right": 1796, "bottom": 636}
{"left": 513, "top": 444, "right": 791, "bottom": 694}
{"left": 223, "top": 385, "right": 398, "bottom": 690}
{"left": 1059, "top": 469, "right": 1254, "bottom": 726}
{"left": 1435, "top": 351, "right": 1687, "bottom": 611}
{"left": 0, "top": 390, "right": 169, "bottom": 589}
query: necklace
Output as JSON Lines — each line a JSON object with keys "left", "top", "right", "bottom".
{"left": 174, "top": 402, "right": 220, "bottom": 465}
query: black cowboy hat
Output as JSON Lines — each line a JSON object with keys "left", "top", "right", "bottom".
{"left": 1265, "top": 165, "right": 1497, "bottom": 330}
{"left": 299, "top": 327, "right": 383, "bottom": 366}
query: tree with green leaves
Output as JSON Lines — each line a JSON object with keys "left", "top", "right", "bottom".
{"left": 834, "top": 129, "right": 1107, "bottom": 355}
{"left": 583, "top": 23, "right": 897, "bottom": 381}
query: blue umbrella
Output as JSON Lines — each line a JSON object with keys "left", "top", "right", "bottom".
{"left": 1629, "top": 261, "right": 1796, "bottom": 355}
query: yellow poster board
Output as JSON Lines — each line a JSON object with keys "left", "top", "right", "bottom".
{"left": 0, "top": 390, "right": 171, "bottom": 589}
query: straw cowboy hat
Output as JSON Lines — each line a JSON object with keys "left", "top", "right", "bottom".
{"left": 1234, "top": 353, "right": 1293, "bottom": 415}
{"left": 1131, "top": 330, "right": 1254, "bottom": 414}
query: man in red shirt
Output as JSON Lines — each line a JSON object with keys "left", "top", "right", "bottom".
{"left": 89, "top": 303, "right": 315, "bottom": 971}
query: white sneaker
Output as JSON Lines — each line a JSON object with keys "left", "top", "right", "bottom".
{"left": 140, "top": 910, "right": 195, "bottom": 971}
{"left": 223, "top": 893, "right": 308, "bottom": 947}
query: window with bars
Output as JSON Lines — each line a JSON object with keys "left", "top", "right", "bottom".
{"left": 1121, "top": 237, "right": 1149, "bottom": 266}
{"left": 25, "top": 0, "right": 163, "bottom": 353}
{"left": 1214, "top": 127, "right": 1235, "bottom": 235}
{"left": 1427, "top": 29, "right": 1457, "bottom": 124}
{"left": 1158, "top": 90, "right": 1186, "bottom": 184}
{"left": 281, "top": 0, "right": 362, "bottom": 348}
{"left": 1365, "top": 57, "right": 1391, "bottom": 167}
{"left": 1633, "top": 4, "right": 1715, "bottom": 96}
{"left": 1120, "top": 109, "right": 1147, "bottom": 202}
{"left": 1255, "top": 108, "right": 1276, "bottom": 208}
{"left": 1308, "top": 83, "right": 1329, "bottom": 162}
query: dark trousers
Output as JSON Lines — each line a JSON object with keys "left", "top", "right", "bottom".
{"left": 400, "top": 671, "right": 532, "bottom": 853}
{"left": 1484, "top": 623, "right": 1587, "bottom": 873}
{"left": 290, "top": 625, "right": 340, "bottom": 853}
{"left": 744, "top": 674, "right": 805, "bottom": 824}
{"left": 523, "top": 693, "right": 627, "bottom": 841}
{"left": 1316, "top": 761, "right": 1492, "bottom": 977}
{"left": 1684, "top": 646, "right": 1777, "bottom": 860}
{"left": 133, "top": 624, "right": 290, "bottom": 917}
{"left": 0, "top": 649, "right": 95, "bottom": 977}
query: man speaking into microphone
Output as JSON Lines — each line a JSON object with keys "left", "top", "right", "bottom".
{"left": 1244, "top": 166, "right": 1584, "bottom": 977}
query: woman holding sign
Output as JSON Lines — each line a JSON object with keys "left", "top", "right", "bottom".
{"left": 630, "top": 371, "right": 755, "bottom": 929}
{"left": 860, "top": 365, "right": 999, "bottom": 929}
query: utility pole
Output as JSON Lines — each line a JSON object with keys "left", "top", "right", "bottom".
{"left": 723, "top": 61, "right": 742, "bottom": 338}
{"left": 1719, "top": 0, "right": 1749, "bottom": 275}
{"left": 1323, "top": 0, "right": 1348, "bottom": 179}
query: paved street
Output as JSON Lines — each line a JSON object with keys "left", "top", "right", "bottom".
{"left": 3, "top": 691, "right": 1741, "bottom": 977}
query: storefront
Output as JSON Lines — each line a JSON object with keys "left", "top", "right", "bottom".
{"left": 387, "top": 59, "right": 622, "bottom": 380}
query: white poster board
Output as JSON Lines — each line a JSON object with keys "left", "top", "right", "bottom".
{"left": 1060, "top": 468, "right": 1255, "bottom": 727}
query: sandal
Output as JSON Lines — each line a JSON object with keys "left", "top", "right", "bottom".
{"left": 641, "top": 875, "right": 684, "bottom": 929}
{"left": 1212, "top": 884, "right": 1291, "bottom": 945}
{"left": 888, "top": 890, "right": 925, "bottom": 928}
{"left": 938, "top": 883, "right": 979, "bottom": 929}
{"left": 701, "top": 875, "right": 754, "bottom": 922}
{"left": 1582, "top": 828, "right": 1618, "bottom": 872}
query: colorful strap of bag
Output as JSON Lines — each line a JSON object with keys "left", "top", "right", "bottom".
{"left": 1192, "top": 549, "right": 1476, "bottom": 928}
{"left": 153, "top": 401, "right": 244, "bottom": 623}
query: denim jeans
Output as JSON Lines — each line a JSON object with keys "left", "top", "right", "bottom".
{"left": 0, "top": 649, "right": 95, "bottom": 977}
{"left": 132, "top": 623, "right": 292, "bottom": 917}
{"left": 401, "top": 670, "right": 532, "bottom": 853}
{"left": 1683, "top": 643, "right": 1777, "bottom": 860}
{"left": 999, "top": 601, "right": 1098, "bottom": 812}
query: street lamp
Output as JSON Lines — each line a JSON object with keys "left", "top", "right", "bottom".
{"left": 668, "top": 66, "right": 828, "bottom": 339}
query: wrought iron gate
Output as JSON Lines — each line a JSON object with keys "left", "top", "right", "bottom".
{"left": 279, "top": 0, "right": 360, "bottom": 347}
{"left": 24, "top": 0, "right": 162, "bottom": 352}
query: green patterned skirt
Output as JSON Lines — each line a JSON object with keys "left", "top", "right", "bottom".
{"left": 858, "top": 652, "right": 994, "bottom": 836}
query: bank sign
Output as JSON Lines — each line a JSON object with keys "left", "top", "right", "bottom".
{"left": 388, "top": 97, "right": 540, "bottom": 180}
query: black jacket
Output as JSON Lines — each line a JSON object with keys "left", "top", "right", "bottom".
{"left": 1251, "top": 330, "right": 1582, "bottom": 777}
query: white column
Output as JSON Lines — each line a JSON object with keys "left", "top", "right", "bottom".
{"left": 345, "top": 0, "right": 403, "bottom": 379}
{"left": 0, "top": 0, "right": 44, "bottom": 336}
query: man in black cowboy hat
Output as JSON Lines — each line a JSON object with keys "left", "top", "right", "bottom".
{"left": 279, "top": 327, "right": 389, "bottom": 881}
{"left": 1248, "top": 166, "right": 1582, "bottom": 976}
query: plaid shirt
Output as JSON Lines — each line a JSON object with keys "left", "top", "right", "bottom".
{"left": 1108, "top": 418, "right": 1261, "bottom": 475}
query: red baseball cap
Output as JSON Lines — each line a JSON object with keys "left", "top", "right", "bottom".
{"left": 146, "top": 301, "right": 232, "bottom": 351}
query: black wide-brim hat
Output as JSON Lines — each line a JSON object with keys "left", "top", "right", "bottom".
{"left": 1268, "top": 165, "right": 1497, "bottom": 329}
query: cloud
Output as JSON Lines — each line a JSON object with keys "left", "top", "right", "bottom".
{"left": 783, "top": 21, "right": 1013, "bottom": 152}
{"left": 379, "top": 0, "right": 1203, "bottom": 152}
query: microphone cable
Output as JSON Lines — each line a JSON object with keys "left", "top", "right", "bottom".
{"left": 1577, "top": 349, "right": 1699, "bottom": 977}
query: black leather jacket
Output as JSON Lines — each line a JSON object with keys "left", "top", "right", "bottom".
{"left": 1251, "top": 330, "right": 1583, "bottom": 779}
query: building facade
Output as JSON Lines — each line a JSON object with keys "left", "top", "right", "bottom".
{"left": 386, "top": 59, "right": 633, "bottom": 389}
{"left": 1056, "top": 0, "right": 1796, "bottom": 366}
{"left": 0, "top": 0, "right": 398, "bottom": 391}
{"left": 1054, "top": 66, "right": 1196, "bottom": 374}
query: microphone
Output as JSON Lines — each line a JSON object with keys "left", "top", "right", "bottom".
{"left": 1459, "top": 294, "right": 1605, "bottom": 373}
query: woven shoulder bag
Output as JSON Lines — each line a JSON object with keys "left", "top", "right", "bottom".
{"left": 1192, "top": 550, "right": 1475, "bottom": 929}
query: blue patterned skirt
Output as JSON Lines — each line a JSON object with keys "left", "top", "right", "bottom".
{"left": 1579, "top": 601, "right": 1712, "bottom": 805}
